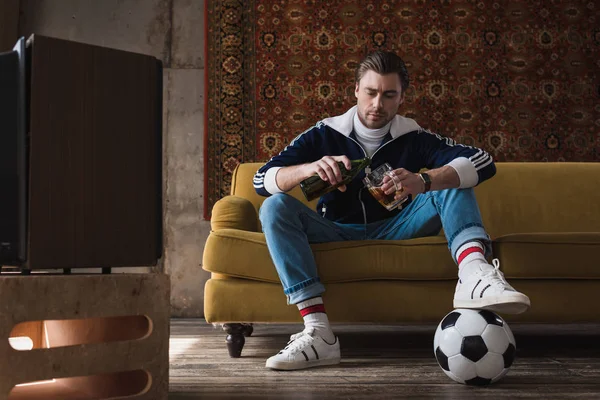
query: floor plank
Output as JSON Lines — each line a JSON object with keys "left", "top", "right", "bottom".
{"left": 169, "top": 319, "right": 600, "bottom": 399}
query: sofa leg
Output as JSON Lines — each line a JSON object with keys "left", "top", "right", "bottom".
{"left": 241, "top": 323, "right": 253, "bottom": 337}
{"left": 223, "top": 323, "right": 245, "bottom": 358}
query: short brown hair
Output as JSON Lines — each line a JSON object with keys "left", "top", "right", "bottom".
{"left": 355, "top": 51, "right": 410, "bottom": 92}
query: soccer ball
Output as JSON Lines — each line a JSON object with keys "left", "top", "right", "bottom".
{"left": 433, "top": 309, "right": 516, "bottom": 385}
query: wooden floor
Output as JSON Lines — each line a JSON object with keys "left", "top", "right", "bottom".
{"left": 169, "top": 319, "right": 600, "bottom": 399}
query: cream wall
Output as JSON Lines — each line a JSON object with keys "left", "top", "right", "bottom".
{"left": 19, "top": 0, "right": 210, "bottom": 317}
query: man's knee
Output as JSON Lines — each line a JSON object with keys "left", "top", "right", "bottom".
{"left": 259, "top": 193, "right": 295, "bottom": 224}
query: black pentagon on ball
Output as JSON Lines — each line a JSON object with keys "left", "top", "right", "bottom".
{"left": 465, "top": 376, "right": 492, "bottom": 386}
{"left": 478, "top": 309, "right": 504, "bottom": 326}
{"left": 461, "top": 336, "right": 488, "bottom": 362}
{"left": 503, "top": 342, "right": 516, "bottom": 368}
{"left": 440, "top": 311, "right": 461, "bottom": 329}
{"left": 435, "top": 347, "right": 450, "bottom": 371}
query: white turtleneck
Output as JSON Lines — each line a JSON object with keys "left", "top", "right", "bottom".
{"left": 353, "top": 111, "right": 392, "bottom": 157}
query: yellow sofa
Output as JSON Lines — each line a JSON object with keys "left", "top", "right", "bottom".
{"left": 203, "top": 162, "right": 600, "bottom": 357}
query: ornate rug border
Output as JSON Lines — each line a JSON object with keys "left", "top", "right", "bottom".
{"left": 205, "top": 0, "right": 257, "bottom": 220}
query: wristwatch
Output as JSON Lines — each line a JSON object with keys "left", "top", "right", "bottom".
{"left": 419, "top": 172, "right": 432, "bottom": 193}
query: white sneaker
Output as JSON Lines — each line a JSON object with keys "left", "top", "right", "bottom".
{"left": 265, "top": 327, "right": 341, "bottom": 370}
{"left": 453, "top": 259, "right": 531, "bottom": 314}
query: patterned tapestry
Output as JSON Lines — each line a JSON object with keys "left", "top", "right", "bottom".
{"left": 205, "top": 0, "right": 600, "bottom": 218}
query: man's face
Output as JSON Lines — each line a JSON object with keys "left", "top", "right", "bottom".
{"left": 355, "top": 70, "right": 404, "bottom": 129}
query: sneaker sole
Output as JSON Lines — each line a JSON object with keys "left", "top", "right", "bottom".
{"left": 265, "top": 357, "right": 341, "bottom": 371}
{"left": 454, "top": 294, "right": 531, "bottom": 315}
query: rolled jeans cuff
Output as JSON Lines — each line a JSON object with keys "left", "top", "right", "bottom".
{"left": 449, "top": 224, "right": 492, "bottom": 262}
{"left": 285, "top": 280, "right": 326, "bottom": 305}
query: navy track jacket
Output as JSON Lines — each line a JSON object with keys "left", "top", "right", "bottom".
{"left": 253, "top": 106, "right": 496, "bottom": 224}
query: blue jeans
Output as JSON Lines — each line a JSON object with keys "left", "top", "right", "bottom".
{"left": 258, "top": 189, "right": 491, "bottom": 304}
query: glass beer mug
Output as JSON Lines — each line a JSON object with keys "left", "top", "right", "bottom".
{"left": 363, "top": 163, "right": 408, "bottom": 211}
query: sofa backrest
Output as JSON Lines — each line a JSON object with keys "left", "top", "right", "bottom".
{"left": 230, "top": 162, "right": 600, "bottom": 238}
{"left": 231, "top": 162, "right": 318, "bottom": 210}
{"left": 473, "top": 162, "right": 600, "bottom": 237}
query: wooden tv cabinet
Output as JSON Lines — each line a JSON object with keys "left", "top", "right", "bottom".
{"left": 10, "top": 34, "right": 163, "bottom": 270}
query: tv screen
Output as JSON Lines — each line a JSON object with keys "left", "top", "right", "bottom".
{"left": 0, "top": 37, "right": 26, "bottom": 266}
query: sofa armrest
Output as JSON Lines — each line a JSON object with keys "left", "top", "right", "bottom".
{"left": 211, "top": 195, "right": 259, "bottom": 232}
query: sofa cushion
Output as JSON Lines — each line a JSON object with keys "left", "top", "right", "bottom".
{"left": 493, "top": 233, "right": 600, "bottom": 278}
{"left": 205, "top": 278, "right": 600, "bottom": 323}
{"left": 203, "top": 228, "right": 457, "bottom": 283}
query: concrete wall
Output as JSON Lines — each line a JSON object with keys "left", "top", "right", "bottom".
{"left": 0, "top": 0, "right": 20, "bottom": 51}
{"left": 19, "top": 0, "right": 210, "bottom": 317}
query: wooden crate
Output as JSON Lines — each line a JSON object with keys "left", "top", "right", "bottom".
{"left": 0, "top": 273, "right": 169, "bottom": 399}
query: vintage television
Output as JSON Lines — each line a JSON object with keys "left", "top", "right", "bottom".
{"left": 0, "top": 35, "right": 163, "bottom": 271}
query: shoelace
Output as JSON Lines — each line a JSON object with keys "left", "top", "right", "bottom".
{"left": 480, "top": 258, "right": 510, "bottom": 288}
{"left": 284, "top": 328, "right": 316, "bottom": 353}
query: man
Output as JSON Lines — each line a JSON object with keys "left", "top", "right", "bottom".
{"left": 253, "top": 50, "right": 530, "bottom": 371}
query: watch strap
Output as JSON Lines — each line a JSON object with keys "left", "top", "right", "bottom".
{"left": 419, "top": 172, "right": 432, "bottom": 192}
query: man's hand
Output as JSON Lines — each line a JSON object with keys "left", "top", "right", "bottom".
{"left": 305, "top": 155, "right": 352, "bottom": 192}
{"left": 274, "top": 155, "right": 353, "bottom": 193}
{"left": 381, "top": 165, "right": 461, "bottom": 200}
{"left": 381, "top": 168, "right": 423, "bottom": 200}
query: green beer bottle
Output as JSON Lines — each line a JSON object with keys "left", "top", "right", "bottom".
{"left": 300, "top": 157, "right": 371, "bottom": 201}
